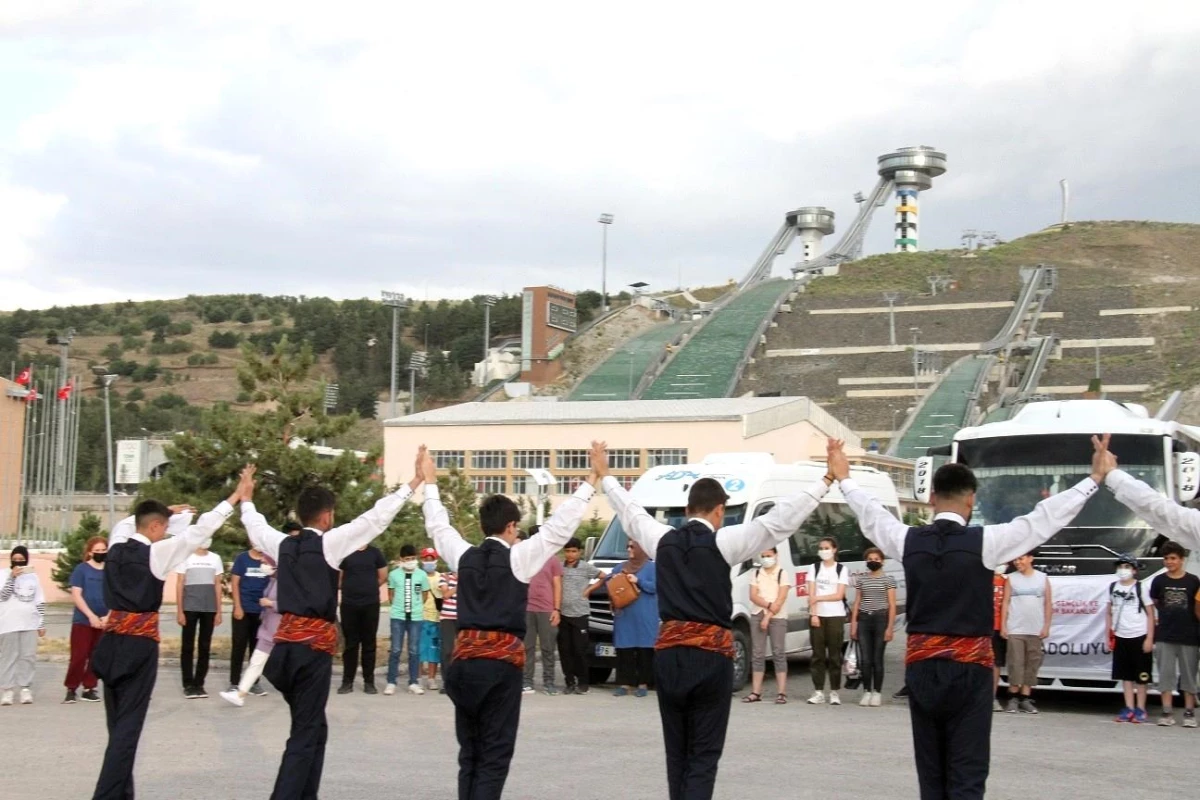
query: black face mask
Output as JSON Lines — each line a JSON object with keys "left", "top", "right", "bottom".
{"left": 11, "top": 562, "right": 26, "bottom": 569}
{"left": 92, "top": 553, "right": 107, "bottom": 564}
{"left": 866, "top": 561, "right": 883, "bottom": 572}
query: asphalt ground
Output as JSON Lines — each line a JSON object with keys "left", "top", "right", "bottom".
{"left": 7, "top": 645, "right": 1191, "bottom": 799}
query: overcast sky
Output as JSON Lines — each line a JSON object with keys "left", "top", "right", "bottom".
{"left": 2, "top": 1, "right": 1199, "bottom": 310}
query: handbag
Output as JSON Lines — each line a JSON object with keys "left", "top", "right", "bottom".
{"left": 843, "top": 640, "right": 863, "bottom": 690}
{"left": 607, "top": 571, "right": 641, "bottom": 610}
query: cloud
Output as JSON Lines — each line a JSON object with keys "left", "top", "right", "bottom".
{"left": 1, "top": 0, "right": 1199, "bottom": 309}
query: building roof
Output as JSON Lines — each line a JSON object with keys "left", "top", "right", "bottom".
{"left": 385, "top": 396, "right": 860, "bottom": 446}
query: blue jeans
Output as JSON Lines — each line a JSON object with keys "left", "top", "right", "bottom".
{"left": 388, "top": 619, "right": 424, "bottom": 686}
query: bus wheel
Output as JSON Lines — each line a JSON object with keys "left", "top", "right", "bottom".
{"left": 731, "top": 623, "right": 751, "bottom": 691}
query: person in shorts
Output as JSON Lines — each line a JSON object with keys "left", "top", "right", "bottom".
{"left": 1107, "top": 554, "right": 1153, "bottom": 723}
{"left": 1000, "top": 552, "right": 1051, "bottom": 714}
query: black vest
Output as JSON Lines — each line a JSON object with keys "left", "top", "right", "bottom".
{"left": 656, "top": 520, "right": 732, "bottom": 629}
{"left": 457, "top": 538, "right": 528, "bottom": 638}
{"left": 104, "top": 539, "right": 165, "bottom": 613}
{"left": 276, "top": 529, "right": 339, "bottom": 622}
{"left": 904, "top": 519, "right": 993, "bottom": 637}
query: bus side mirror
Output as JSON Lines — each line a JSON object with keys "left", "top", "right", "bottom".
{"left": 914, "top": 456, "right": 933, "bottom": 504}
{"left": 584, "top": 536, "right": 597, "bottom": 562}
{"left": 1174, "top": 452, "right": 1199, "bottom": 503}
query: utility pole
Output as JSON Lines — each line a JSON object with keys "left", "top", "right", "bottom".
{"left": 910, "top": 327, "right": 922, "bottom": 395}
{"left": 381, "top": 291, "right": 407, "bottom": 419}
{"left": 598, "top": 213, "right": 614, "bottom": 312}
{"left": 408, "top": 351, "right": 428, "bottom": 416}
{"left": 93, "top": 368, "right": 118, "bottom": 527}
{"left": 883, "top": 292, "right": 901, "bottom": 346}
{"left": 482, "top": 295, "right": 497, "bottom": 363}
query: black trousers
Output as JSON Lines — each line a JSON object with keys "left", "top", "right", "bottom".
{"left": 858, "top": 612, "right": 889, "bottom": 693}
{"left": 445, "top": 657, "right": 523, "bottom": 800}
{"left": 906, "top": 658, "right": 993, "bottom": 800}
{"left": 229, "top": 612, "right": 262, "bottom": 686}
{"left": 617, "top": 646, "right": 655, "bottom": 687}
{"left": 557, "top": 615, "right": 590, "bottom": 689}
{"left": 655, "top": 647, "right": 733, "bottom": 800}
{"left": 180, "top": 610, "right": 215, "bottom": 689}
{"left": 91, "top": 633, "right": 158, "bottom": 800}
{"left": 264, "top": 642, "right": 332, "bottom": 800}
{"left": 340, "top": 602, "right": 380, "bottom": 685}
{"left": 441, "top": 618, "right": 459, "bottom": 668}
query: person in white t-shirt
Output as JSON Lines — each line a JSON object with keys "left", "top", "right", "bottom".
{"left": 806, "top": 537, "right": 849, "bottom": 705}
{"left": 174, "top": 547, "right": 225, "bottom": 698}
{"left": 1000, "top": 553, "right": 1052, "bottom": 714}
{"left": 1106, "top": 554, "right": 1154, "bottom": 724}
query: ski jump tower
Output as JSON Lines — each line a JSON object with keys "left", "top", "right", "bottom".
{"left": 877, "top": 146, "right": 948, "bottom": 252}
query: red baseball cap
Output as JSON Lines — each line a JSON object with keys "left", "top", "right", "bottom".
{"left": 420, "top": 547, "right": 438, "bottom": 560}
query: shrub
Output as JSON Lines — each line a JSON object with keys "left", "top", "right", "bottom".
{"left": 208, "top": 330, "right": 242, "bottom": 349}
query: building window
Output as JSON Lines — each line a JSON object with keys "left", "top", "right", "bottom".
{"left": 513, "top": 449, "right": 550, "bottom": 470}
{"left": 511, "top": 475, "right": 530, "bottom": 496}
{"left": 556, "top": 449, "right": 590, "bottom": 470}
{"left": 558, "top": 476, "right": 585, "bottom": 494}
{"left": 471, "top": 450, "right": 507, "bottom": 470}
{"left": 647, "top": 448, "right": 688, "bottom": 467}
{"left": 472, "top": 475, "right": 507, "bottom": 495}
{"left": 615, "top": 475, "right": 637, "bottom": 490}
{"left": 608, "top": 449, "right": 641, "bottom": 470}
{"left": 432, "top": 450, "right": 464, "bottom": 469}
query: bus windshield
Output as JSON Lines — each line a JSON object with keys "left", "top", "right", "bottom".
{"left": 958, "top": 433, "right": 1168, "bottom": 556}
{"left": 593, "top": 505, "right": 748, "bottom": 560}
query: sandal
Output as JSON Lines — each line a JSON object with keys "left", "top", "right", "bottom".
{"left": 742, "top": 692, "right": 763, "bottom": 703}
{"left": 775, "top": 693, "right": 788, "bottom": 704}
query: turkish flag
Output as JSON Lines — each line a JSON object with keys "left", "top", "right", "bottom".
{"left": 57, "top": 381, "right": 73, "bottom": 401}
{"left": 15, "top": 368, "right": 30, "bottom": 386}
{"left": 25, "top": 388, "right": 38, "bottom": 404}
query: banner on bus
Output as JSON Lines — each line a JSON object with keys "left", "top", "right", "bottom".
{"left": 1040, "top": 574, "right": 1114, "bottom": 672}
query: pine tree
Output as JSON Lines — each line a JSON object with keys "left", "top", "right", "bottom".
{"left": 52, "top": 513, "right": 103, "bottom": 592}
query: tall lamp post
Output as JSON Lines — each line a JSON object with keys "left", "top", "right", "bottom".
{"left": 883, "top": 292, "right": 901, "bottom": 346}
{"left": 598, "top": 213, "right": 614, "bottom": 312}
{"left": 910, "top": 327, "right": 922, "bottom": 394}
{"left": 482, "top": 295, "right": 497, "bottom": 363}
{"left": 381, "top": 291, "right": 408, "bottom": 419}
{"left": 408, "top": 351, "right": 428, "bottom": 415}
{"left": 92, "top": 367, "right": 118, "bottom": 527}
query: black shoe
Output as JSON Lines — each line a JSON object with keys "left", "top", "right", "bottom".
{"left": 576, "top": 686, "right": 590, "bottom": 695}
{"left": 892, "top": 686, "right": 910, "bottom": 700}
{"left": 81, "top": 689, "right": 101, "bottom": 703}
{"left": 184, "top": 687, "right": 199, "bottom": 699}
{"left": 564, "top": 684, "right": 576, "bottom": 695}
{"left": 193, "top": 686, "right": 209, "bottom": 699}
{"left": 63, "top": 690, "right": 78, "bottom": 704}
{"left": 362, "top": 683, "right": 378, "bottom": 695}
{"left": 337, "top": 683, "right": 354, "bottom": 695}
{"left": 248, "top": 681, "right": 268, "bottom": 697}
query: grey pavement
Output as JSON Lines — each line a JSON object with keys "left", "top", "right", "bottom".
{"left": 7, "top": 649, "right": 1190, "bottom": 800}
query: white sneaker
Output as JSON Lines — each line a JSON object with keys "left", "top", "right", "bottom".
{"left": 383, "top": 683, "right": 397, "bottom": 696}
{"left": 859, "top": 692, "right": 872, "bottom": 707}
{"left": 407, "top": 683, "right": 425, "bottom": 695}
{"left": 0, "top": 690, "right": 11, "bottom": 706}
{"left": 427, "top": 677, "right": 439, "bottom": 691}
{"left": 829, "top": 691, "right": 841, "bottom": 706}
{"left": 806, "top": 691, "right": 826, "bottom": 705}
{"left": 219, "top": 690, "right": 245, "bottom": 708}
{"left": 18, "top": 688, "right": 32, "bottom": 705}
{"left": 870, "top": 692, "right": 882, "bottom": 707}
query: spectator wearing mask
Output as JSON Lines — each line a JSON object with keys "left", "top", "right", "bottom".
{"left": 337, "top": 543, "right": 387, "bottom": 694}
{"left": 806, "top": 537, "right": 848, "bottom": 705}
{"left": 386, "top": 544, "right": 430, "bottom": 696}
{"left": 522, "top": 525, "right": 564, "bottom": 696}
{"left": 438, "top": 569, "right": 458, "bottom": 695}
{"left": 229, "top": 545, "right": 271, "bottom": 696}
{"left": 558, "top": 537, "right": 604, "bottom": 695}
{"left": 174, "top": 545, "right": 225, "bottom": 699}
{"left": 65, "top": 537, "right": 109, "bottom": 704}
{"left": 603, "top": 540, "right": 658, "bottom": 697}
{"left": 220, "top": 556, "right": 280, "bottom": 707}
{"left": 420, "top": 547, "right": 443, "bottom": 691}
{"left": 1149, "top": 541, "right": 1200, "bottom": 727}
{"left": 0, "top": 546, "right": 46, "bottom": 705}
{"left": 1000, "top": 552, "right": 1051, "bottom": 714}
{"left": 1107, "top": 554, "right": 1153, "bottom": 723}
{"left": 743, "top": 547, "right": 791, "bottom": 704}
{"left": 850, "top": 547, "right": 897, "bottom": 707}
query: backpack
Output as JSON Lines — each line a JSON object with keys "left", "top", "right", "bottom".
{"left": 1108, "top": 580, "right": 1145, "bottom": 613}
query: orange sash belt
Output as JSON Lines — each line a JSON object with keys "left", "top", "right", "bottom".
{"left": 655, "top": 620, "right": 734, "bottom": 659}
{"left": 274, "top": 614, "right": 338, "bottom": 656}
{"left": 453, "top": 629, "right": 526, "bottom": 669}
{"left": 906, "top": 633, "right": 993, "bottom": 668}
{"left": 105, "top": 611, "right": 161, "bottom": 642}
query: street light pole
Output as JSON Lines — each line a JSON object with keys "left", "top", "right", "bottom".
{"left": 92, "top": 367, "right": 118, "bottom": 528}
{"left": 910, "top": 327, "right": 921, "bottom": 395}
{"left": 408, "top": 351, "right": 428, "bottom": 416}
{"left": 483, "top": 295, "right": 497, "bottom": 364}
{"left": 381, "top": 291, "right": 407, "bottom": 419}
{"left": 883, "top": 292, "right": 900, "bottom": 346}
{"left": 598, "top": 213, "right": 614, "bottom": 313}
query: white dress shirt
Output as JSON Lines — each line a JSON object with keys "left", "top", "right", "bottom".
{"left": 240, "top": 485, "right": 415, "bottom": 570}
{"left": 108, "top": 503, "right": 235, "bottom": 580}
{"left": 839, "top": 476, "right": 1099, "bottom": 570}
{"left": 601, "top": 475, "right": 831, "bottom": 565}
{"left": 424, "top": 482, "right": 595, "bottom": 583}
{"left": 1107, "top": 468, "right": 1200, "bottom": 550}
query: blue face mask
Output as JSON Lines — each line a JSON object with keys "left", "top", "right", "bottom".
{"left": 421, "top": 562, "right": 437, "bottom": 574}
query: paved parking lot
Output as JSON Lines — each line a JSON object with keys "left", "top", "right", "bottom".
{"left": 9, "top": 652, "right": 1195, "bottom": 799}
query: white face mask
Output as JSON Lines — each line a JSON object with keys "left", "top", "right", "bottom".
{"left": 994, "top": 566, "right": 1007, "bottom": 576}
{"left": 761, "top": 557, "right": 777, "bottom": 568}
{"left": 818, "top": 549, "right": 834, "bottom": 561}
{"left": 400, "top": 560, "right": 417, "bottom": 572}
{"left": 260, "top": 565, "right": 276, "bottom": 578}
{"left": 1116, "top": 567, "right": 1134, "bottom": 581}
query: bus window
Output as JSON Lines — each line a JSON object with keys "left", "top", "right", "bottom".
{"left": 789, "top": 503, "right": 876, "bottom": 565}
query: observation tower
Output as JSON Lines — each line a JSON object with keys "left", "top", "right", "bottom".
{"left": 786, "top": 207, "right": 835, "bottom": 262}
{"left": 877, "top": 146, "right": 947, "bottom": 252}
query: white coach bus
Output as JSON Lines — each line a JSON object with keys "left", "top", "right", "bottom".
{"left": 585, "top": 452, "right": 905, "bottom": 690}
{"left": 915, "top": 399, "right": 1200, "bottom": 691}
